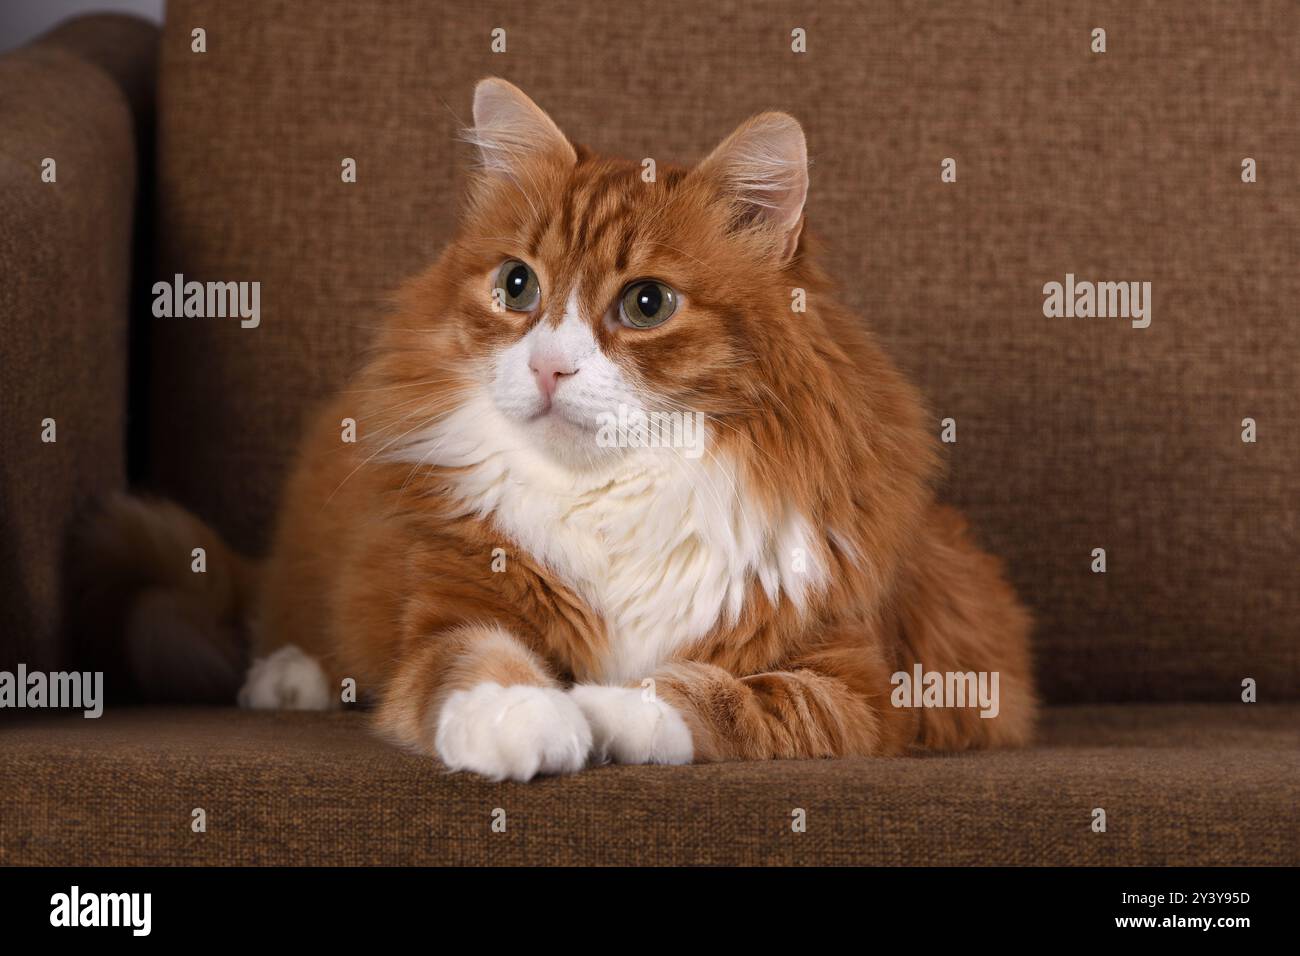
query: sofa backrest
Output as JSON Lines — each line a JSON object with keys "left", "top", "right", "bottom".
{"left": 150, "top": 0, "right": 1299, "bottom": 703}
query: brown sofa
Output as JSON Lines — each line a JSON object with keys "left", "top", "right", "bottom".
{"left": 1, "top": 2, "right": 1296, "bottom": 866}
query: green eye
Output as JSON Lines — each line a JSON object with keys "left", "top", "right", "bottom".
{"left": 495, "top": 260, "right": 540, "bottom": 311}
{"left": 619, "top": 280, "right": 677, "bottom": 329}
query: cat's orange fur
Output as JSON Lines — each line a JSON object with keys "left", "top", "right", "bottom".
{"left": 86, "top": 79, "right": 1035, "bottom": 779}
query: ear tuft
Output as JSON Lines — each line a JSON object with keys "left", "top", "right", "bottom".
{"left": 464, "top": 78, "right": 576, "bottom": 176}
{"left": 694, "top": 112, "right": 808, "bottom": 259}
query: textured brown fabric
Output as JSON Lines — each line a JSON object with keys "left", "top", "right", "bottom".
{"left": 0, "top": 705, "right": 1295, "bottom": 866}
{"left": 148, "top": 0, "right": 1299, "bottom": 704}
{"left": 0, "top": 15, "right": 158, "bottom": 671}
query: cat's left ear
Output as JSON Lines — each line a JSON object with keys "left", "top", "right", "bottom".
{"left": 467, "top": 78, "right": 577, "bottom": 176}
{"left": 693, "top": 112, "right": 808, "bottom": 261}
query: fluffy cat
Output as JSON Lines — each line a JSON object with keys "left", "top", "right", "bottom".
{"left": 84, "top": 78, "right": 1035, "bottom": 781}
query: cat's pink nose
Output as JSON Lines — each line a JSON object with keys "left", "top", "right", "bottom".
{"left": 529, "top": 355, "right": 577, "bottom": 404}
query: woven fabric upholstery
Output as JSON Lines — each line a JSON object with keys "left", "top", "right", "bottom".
{"left": 0, "top": 14, "right": 157, "bottom": 671}
{"left": 1, "top": 705, "right": 1295, "bottom": 866}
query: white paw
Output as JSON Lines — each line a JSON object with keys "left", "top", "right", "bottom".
{"left": 569, "top": 684, "right": 693, "bottom": 765}
{"left": 237, "top": 645, "right": 334, "bottom": 711}
{"left": 434, "top": 683, "right": 592, "bottom": 782}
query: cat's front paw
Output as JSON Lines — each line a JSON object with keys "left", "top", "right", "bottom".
{"left": 434, "top": 683, "right": 592, "bottom": 782}
{"left": 569, "top": 684, "right": 694, "bottom": 766}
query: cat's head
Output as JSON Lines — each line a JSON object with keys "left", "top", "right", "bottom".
{"left": 385, "top": 78, "right": 815, "bottom": 474}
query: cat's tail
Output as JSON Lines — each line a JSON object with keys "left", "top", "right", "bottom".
{"left": 68, "top": 493, "right": 256, "bottom": 703}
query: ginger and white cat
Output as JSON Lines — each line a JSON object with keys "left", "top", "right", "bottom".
{"left": 86, "top": 78, "right": 1035, "bottom": 780}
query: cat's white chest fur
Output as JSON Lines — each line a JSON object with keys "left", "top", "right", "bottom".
{"left": 393, "top": 391, "right": 824, "bottom": 683}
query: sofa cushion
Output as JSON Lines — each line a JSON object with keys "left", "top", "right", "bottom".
{"left": 1, "top": 704, "right": 1294, "bottom": 865}
{"left": 148, "top": 1, "right": 1299, "bottom": 704}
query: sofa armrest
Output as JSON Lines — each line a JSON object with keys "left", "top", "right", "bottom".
{"left": 0, "top": 15, "right": 158, "bottom": 671}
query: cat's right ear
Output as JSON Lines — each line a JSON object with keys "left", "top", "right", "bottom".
{"left": 466, "top": 78, "right": 577, "bottom": 176}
